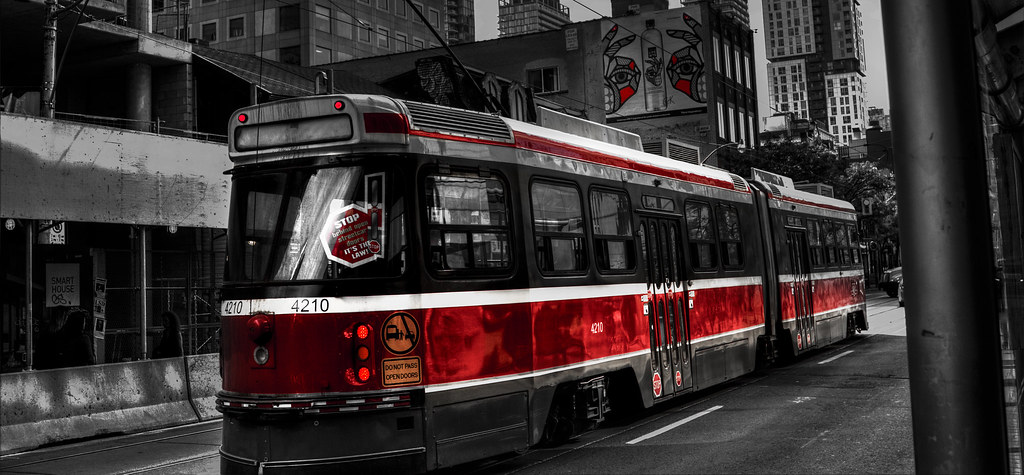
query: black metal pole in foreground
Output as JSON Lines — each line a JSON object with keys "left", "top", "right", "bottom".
{"left": 882, "top": 2, "right": 1008, "bottom": 472}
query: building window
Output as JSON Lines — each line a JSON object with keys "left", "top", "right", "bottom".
{"left": 358, "top": 20, "right": 371, "bottom": 43}
{"left": 279, "top": 5, "right": 299, "bottom": 31}
{"left": 336, "top": 11, "right": 353, "bottom": 39}
{"left": 396, "top": 0, "right": 407, "bottom": 17}
{"left": 315, "top": 5, "right": 330, "bottom": 33}
{"left": 527, "top": 67, "right": 558, "bottom": 93}
{"left": 413, "top": 37, "right": 425, "bottom": 49}
{"left": 395, "top": 32, "right": 408, "bottom": 52}
{"left": 313, "top": 45, "right": 331, "bottom": 66}
{"left": 531, "top": 181, "right": 586, "bottom": 274}
{"left": 412, "top": 2, "right": 424, "bottom": 22}
{"left": 377, "top": 0, "right": 389, "bottom": 11}
{"left": 377, "top": 26, "right": 390, "bottom": 49}
{"left": 428, "top": 8, "right": 441, "bottom": 29}
{"left": 279, "top": 45, "right": 300, "bottom": 65}
{"left": 200, "top": 20, "right": 217, "bottom": 42}
{"left": 228, "top": 16, "right": 245, "bottom": 39}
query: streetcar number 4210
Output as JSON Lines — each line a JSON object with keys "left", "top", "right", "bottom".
{"left": 291, "top": 298, "right": 330, "bottom": 313}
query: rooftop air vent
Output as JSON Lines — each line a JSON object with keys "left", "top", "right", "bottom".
{"left": 729, "top": 174, "right": 749, "bottom": 192}
{"left": 402, "top": 101, "right": 513, "bottom": 144}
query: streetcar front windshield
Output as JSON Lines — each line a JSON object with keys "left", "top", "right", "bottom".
{"left": 227, "top": 164, "right": 406, "bottom": 282}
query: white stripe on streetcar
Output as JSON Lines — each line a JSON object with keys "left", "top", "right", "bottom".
{"left": 817, "top": 350, "right": 854, "bottom": 365}
{"left": 626, "top": 405, "right": 724, "bottom": 445}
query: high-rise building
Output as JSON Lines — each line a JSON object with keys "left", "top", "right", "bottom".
{"left": 684, "top": 0, "right": 750, "bottom": 28}
{"left": 446, "top": 0, "right": 475, "bottom": 44}
{"left": 762, "top": 0, "right": 866, "bottom": 145}
{"left": 498, "top": 0, "right": 571, "bottom": 37}
{"left": 152, "top": 0, "right": 456, "bottom": 66}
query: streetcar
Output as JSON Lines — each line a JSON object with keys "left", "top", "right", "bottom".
{"left": 217, "top": 94, "right": 867, "bottom": 474}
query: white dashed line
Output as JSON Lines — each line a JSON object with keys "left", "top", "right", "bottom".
{"left": 626, "top": 405, "right": 724, "bottom": 445}
{"left": 817, "top": 350, "right": 854, "bottom": 365}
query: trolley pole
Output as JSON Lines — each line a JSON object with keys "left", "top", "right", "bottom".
{"left": 882, "top": 2, "right": 1008, "bottom": 472}
{"left": 41, "top": 0, "right": 57, "bottom": 118}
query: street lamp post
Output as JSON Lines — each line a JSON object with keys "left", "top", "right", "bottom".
{"left": 698, "top": 141, "right": 740, "bottom": 166}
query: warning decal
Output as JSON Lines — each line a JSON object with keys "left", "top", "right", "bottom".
{"left": 381, "top": 312, "right": 419, "bottom": 355}
{"left": 319, "top": 202, "right": 383, "bottom": 268}
{"left": 382, "top": 356, "right": 421, "bottom": 387}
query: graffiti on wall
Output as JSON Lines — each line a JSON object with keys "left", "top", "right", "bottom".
{"left": 603, "top": 10, "right": 707, "bottom": 122}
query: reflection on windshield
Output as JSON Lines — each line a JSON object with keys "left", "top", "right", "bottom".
{"left": 275, "top": 168, "right": 361, "bottom": 280}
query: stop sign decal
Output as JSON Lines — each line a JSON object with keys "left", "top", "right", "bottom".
{"left": 652, "top": 372, "right": 662, "bottom": 397}
{"left": 320, "top": 203, "right": 383, "bottom": 268}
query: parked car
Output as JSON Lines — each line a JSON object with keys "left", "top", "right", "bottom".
{"left": 879, "top": 266, "right": 903, "bottom": 297}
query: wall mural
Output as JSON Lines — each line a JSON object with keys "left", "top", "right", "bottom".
{"left": 603, "top": 10, "right": 707, "bottom": 122}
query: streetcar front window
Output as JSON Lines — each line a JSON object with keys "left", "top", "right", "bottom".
{"left": 228, "top": 165, "right": 405, "bottom": 282}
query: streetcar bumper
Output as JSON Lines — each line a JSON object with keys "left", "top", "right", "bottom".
{"left": 219, "top": 407, "right": 426, "bottom": 474}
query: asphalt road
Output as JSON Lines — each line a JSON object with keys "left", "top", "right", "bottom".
{"left": 0, "top": 291, "right": 909, "bottom": 474}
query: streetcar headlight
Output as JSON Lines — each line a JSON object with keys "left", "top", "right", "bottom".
{"left": 253, "top": 346, "right": 270, "bottom": 365}
{"left": 247, "top": 314, "right": 274, "bottom": 344}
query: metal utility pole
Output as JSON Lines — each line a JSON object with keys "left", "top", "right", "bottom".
{"left": 881, "top": 1, "right": 1008, "bottom": 472}
{"left": 41, "top": 0, "right": 58, "bottom": 118}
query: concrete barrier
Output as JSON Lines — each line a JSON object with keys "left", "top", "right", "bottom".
{"left": 186, "top": 354, "right": 222, "bottom": 421}
{"left": 0, "top": 356, "right": 222, "bottom": 455}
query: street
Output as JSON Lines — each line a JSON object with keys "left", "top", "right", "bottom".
{"left": 0, "top": 292, "right": 910, "bottom": 474}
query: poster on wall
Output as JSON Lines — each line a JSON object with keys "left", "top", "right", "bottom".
{"left": 45, "top": 263, "right": 80, "bottom": 307}
{"left": 602, "top": 8, "right": 709, "bottom": 123}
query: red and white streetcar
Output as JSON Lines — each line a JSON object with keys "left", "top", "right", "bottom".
{"left": 217, "top": 94, "right": 867, "bottom": 473}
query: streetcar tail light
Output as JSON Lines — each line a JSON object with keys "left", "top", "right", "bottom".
{"left": 237, "top": 113, "right": 247, "bottom": 123}
{"left": 247, "top": 314, "right": 274, "bottom": 344}
{"left": 334, "top": 100, "right": 345, "bottom": 111}
{"left": 357, "top": 366, "right": 371, "bottom": 382}
{"left": 363, "top": 113, "right": 409, "bottom": 135}
{"left": 351, "top": 323, "right": 374, "bottom": 384}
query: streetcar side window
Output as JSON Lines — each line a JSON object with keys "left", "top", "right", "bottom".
{"left": 425, "top": 173, "right": 511, "bottom": 273}
{"left": 531, "top": 180, "right": 587, "bottom": 274}
{"left": 807, "top": 219, "right": 824, "bottom": 268}
{"left": 822, "top": 220, "right": 837, "bottom": 266}
{"left": 684, "top": 200, "right": 718, "bottom": 271}
{"left": 716, "top": 204, "right": 743, "bottom": 269}
{"left": 848, "top": 223, "right": 861, "bottom": 265}
{"left": 590, "top": 188, "right": 636, "bottom": 273}
{"left": 836, "top": 221, "right": 850, "bottom": 265}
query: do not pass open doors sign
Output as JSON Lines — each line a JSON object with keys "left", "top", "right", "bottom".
{"left": 319, "top": 173, "right": 386, "bottom": 268}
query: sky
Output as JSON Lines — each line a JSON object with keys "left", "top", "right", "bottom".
{"left": 473, "top": 0, "right": 891, "bottom": 122}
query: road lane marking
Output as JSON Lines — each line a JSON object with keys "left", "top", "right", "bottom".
{"left": 817, "top": 350, "right": 854, "bottom": 365}
{"left": 626, "top": 405, "right": 724, "bottom": 445}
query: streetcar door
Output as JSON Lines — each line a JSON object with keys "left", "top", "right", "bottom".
{"left": 786, "top": 230, "right": 815, "bottom": 350}
{"left": 640, "top": 217, "right": 690, "bottom": 398}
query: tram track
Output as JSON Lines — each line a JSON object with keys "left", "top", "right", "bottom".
{"left": 0, "top": 421, "right": 221, "bottom": 470}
